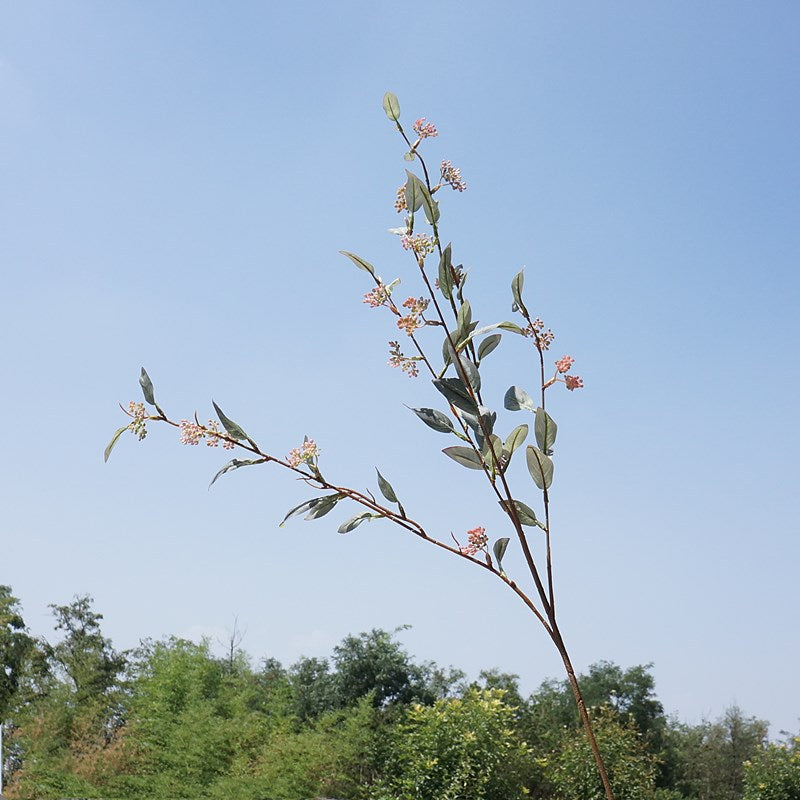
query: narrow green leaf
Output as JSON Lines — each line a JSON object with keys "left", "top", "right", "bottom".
{"left": 442, "top": 446, "right": 484, "bottom": 470}
{"left": 103, "top": 426, "right": 129, "bottom": 463}
{"left": 139, "top": 368, "right": 156, "bottom": 406}
{"left": 339, "top": 251, "right": 376, "bottom": 277}
{"left": 481, "top": 434, "right": 504, "bottom": 465}
{"left": 492, "top": 538, "right": 510, "bottom": 573}
{"left": 438, "top": 244, "right": 453, "bottom": 300}
{"left": 526, "top": 445, "right": 554, "bottom": 490}
{"left": 433, "top": 377, "right": 478, "bottom": 415}
{"left": 212, "top": 401, "right": 248, "bottom": 440}
{"left": 511, "top": 269, "right": 528, "bottom": 316}
{"left": 504, "top": 386, "right": 536, "bottom": 412}
{"left": 280, "top": 494, "right": 341, "bottom": 527}
{"left": 419, "top": 182, "right": 440, "bottom": 225}
{"left": 477, "top": 334, "right": 502, "bottom": 362}
{"left": 409, "top": 406, "right": 455, "bottom": 434}
{"left": 497, "top": 321, "right": 525, "bottom": 334}
{"left": 456, "top": 300, "right": 472, "bottom": 337}
{"left": 534, "top": 408, "right": 558, "bottom": 454}
{"left": 338, "top": 511, "right": 378, "bottom": 534}
{"left": 376, "top": 468, "right": 398, "bottom": 504}
{"left": 209, "top": 458, "right": 263, "bottom": 488}
{"left": 504, "top": 424, "right": 529, "bottom": 456}
{"left": 499, "top": 499, "right": 539, "bottom": 526}
{"left": 382, "top": 91, "right": 401, "bottom": 122}
{"left": 305, "top": 495, "right": 341, "bottom": 520}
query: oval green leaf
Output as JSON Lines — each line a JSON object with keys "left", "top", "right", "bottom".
{"left": 209, "top": 458, "right": 264, "bottom": 488}
{"left": 503, "top": 424, "right": 528, "bottom": 455}
{"left": 338, "top": 511, "right": 378, "bottom": 534}
{"left": 376, "top": 468, "right": 398, "bottom": 504}
{"left": 212, "top": 401, "right": 248, "bottom": 440}
{"left": 477, "top": 333, "right": 502, "bottom": 362}
{"left": 339, "top": 251, "right": 376, "bottom": 277}
{"left": 382, "top": 91, "right": 401, "bottom": 122}
{"left": 499, "top": 499, "right": 538, "bottom": 526}
{"left": 504, "top": 386, "right": 535, "bottom": 412}
{"left": 534, "top": 407, "right": 557, "bottom": 454}
{"left": 409, "top": 406, "right": 455, "bottom": 434}
{"left": 442, "top": 446, "right": 484, "bottom": 470}
{"left": 526, "top": 445, "right": 554, "bottom": 490}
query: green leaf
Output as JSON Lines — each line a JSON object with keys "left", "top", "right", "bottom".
{"left": 433, "top": 377, "right": 479, "bottom": 415}
{"left": 534, "top": 407, "right": 557, "bottom": 454}
{"left": 280, "top": 494, "right": 341, "bottom": 527}
{"left": 339, "top": 251, "right": 376, "bottom": 277}
{"left": 338, "top": 511, "right": 378, "bottom": 534}
{"left": 456, "top": 300, "right": 472, "bottom": 338}
{"left": 403, "top": 151, "right": 415, "bottom": 161}
{"left": 526, "top": 445, "right": 554, "bottom": 490}
{"left": 212, "top": 401, "right": 248, "bottom": 440}
{"left": 504, "top": 386, "right": 536, "bottom": 412}
{"left": 139, "top": 368, "right": 156, "bottom": 406}
{"left": 477, "top": 333, "right": 502, "bottom": 362}
{"left": 442, "top": 446, "right": 484, "bottom": 470}
{"left": 376, "top": 468, "right": 398, "bottom": 504}
{"left": 511, "top": 269, "right": 528, "bottom": 316}
{"left": 503, "top": 424, "right": 528, "bottom": 456}
{"left": 438, "top": 244, "right": 453, "bottom": 300}
{"left": 409, "top": 406, "right": 455, "bottom": 434}
{"left": 404, "top": 172, "right": 423, "bottom": 213}
{"left": 305, "top": 494, "right": 341, "bottom": 520}
{"left": 103, "top": 426, "right": 129, "bottom": 463}
{"left": 481, "top": 434, "right": 504, "bottom": 465}
{"left": 493, "top": 538, "right": 510, "bottom": 573}
{"left": 382, "top": 91, "right": 401, "bottom": 122}
{"left": 419, "top": 182, "right": 440, "bottom": 225}
{"left": 499, "top": 499, "right": 538, "bottom": 526}
{"left": 209, "top": 458, "right": 263, "bottom": 488}
{"left": 497, "top": 321, "right": 526, "bottom": 334}
{"left": 445, "top": 340, "right": 480, "bottom": 394}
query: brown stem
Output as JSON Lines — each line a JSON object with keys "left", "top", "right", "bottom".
{"left": 550, "top": 623, "right": 617, "bottom": 800}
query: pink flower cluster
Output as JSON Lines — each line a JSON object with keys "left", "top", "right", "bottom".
{"left": 388, "top": 340, "right": 420, "bottom": 378}
{"left": 401, "top": 233, "right": 436, "bottom": 257}
{"left": 523, "top": 318, "right": 555, "bottom": 351}
{"left": 128, "top": 401, "right": 147, "bottom": 441}
{"left": 460, "top": 526, "right": 488, "bottom": 556}
{"left": 363, "top": 283, "right": 390, "bottom": 308}
{"left": 413, "top": 118, "right": 438, "bottom": 138}
{"left": 287, "top": 438, "right": 320, "bottom": 468}
{"left": 394, "top": 185, "right": 408, "bottom": 213}
{"left": 396, "top": 296, "right": 429, "bottom": 336}
{"left": 553, "top": 355, "right": 584, "bottom": 391}
{"left": 440, "top": 160, "right": 467, "bottom": 192}
{"left": 179, "top": 419, "right": 235, "bottom": 448}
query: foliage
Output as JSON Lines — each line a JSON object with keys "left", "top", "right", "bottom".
{"left": 0, "top": 586, "right": 35, "bottom": 720}
{"left": 743, "top": 736, "right": 800, "bottom": 800}
{"left": 545, "top": 706, "right": 657, "bottom": 800}
{"left": 374, "top": 688, "right": 533, "bottom": 800}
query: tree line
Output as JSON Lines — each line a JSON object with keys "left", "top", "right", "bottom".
{"left": 1, "top": 586, "right": 797, "bottom": 799}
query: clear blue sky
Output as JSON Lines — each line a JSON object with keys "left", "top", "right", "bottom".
{"left": 2, "top": 2, "right": 798, "bottom": 736}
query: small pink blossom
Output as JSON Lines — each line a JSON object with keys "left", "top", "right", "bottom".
{"left": 128, "top": 401, "right": 147, "bottom": 441}
{"left": 555, "top": 355, "right": 574, "bottom": 374}
{"left": 460, "top": 526, "right": 488, "bottom": 556}
{"left": 397, "top": 315, "right": 422, "bottom": 335}
{"left": 388, "top": 341, "right": 421, "bottom": 378}
{"left": 440, "top": 160, "right": 466, "bottom": 192}
{"left": 401, "top": 233, "right": 436, "bottom": 256}
{"left": 179, "top": 420, "right": 204, "bottom": 446}
{"left": 394, "top": 184, "right": 408, "bottom": 213}
{"left": 402, "top": 296, "right": 429, "bottom": 315}
{"left": 565, "top": 375, "right": 584, "bottom": 391}
{"left": 413, "top": 118, "right": 438, "bottom": 138}
{"left": 287, "top": 438, "right": 320, "bottom": 468}
{"left": 363, "top": 284, "right": 389, "bottom": 308}
{"left": 523, "top": 318, "right": 555, "bottom": 350}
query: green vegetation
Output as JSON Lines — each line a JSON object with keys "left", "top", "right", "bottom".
{"left": 1, "top": 588, "right": 797, "bottom": 799}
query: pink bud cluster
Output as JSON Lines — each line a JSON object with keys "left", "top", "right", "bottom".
{"left": 128, "top": 401, "right": 148, "bottom": 441}
{"left": 460, "top": 526, "right": 488, "bottom": 556}
{"left": 396, "top": 296, "right": 429, "bottom": 336}
{"left": 363, "top": 283, "right": 390, "bottom": 308}
{"left": 523, "top": 318, "right": 555, "bottom": 351}
{"left": 388, "top": 341, "right": 420, "bottom": 378}
{"left": 554, "top": 355, "right": 584, "bottom": 391}
{"left": 401, "top": 233, "right": 436, "bottom": 257}
{"left": 287, "top": 438, "right": 320, "bottom": 468}
{"left": 179, "top": 419, "right": 236, "bottom": 448}
{"left": 413, "top": 118, "right": 438, "bottom": 138}
{"left": 394, "top": 185, "right": 408, "bottom": 213}
{"left": 440, "top": 160, "right": 466, "bottom": 192}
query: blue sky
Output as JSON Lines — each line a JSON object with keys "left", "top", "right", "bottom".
{"left": 2, "top": 2, "right": 798, "bottom": 736}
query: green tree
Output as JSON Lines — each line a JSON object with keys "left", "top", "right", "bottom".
{"left": 375, "top": 688, "right": 533, "bottom": 800}
{"left": 546, "top": 706, "right": 657, "bottom": 800}
{"left": 671, "top": 706, "right": 767, "bottom": 800}
{"left": 0, "top": 586, "right": 35, "bottom": 720}
{"left": 48, "top": 595, "right": 126, "bottom": 703}
{"left": 743, "top": 735, "right": 800, "bottom": 800}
